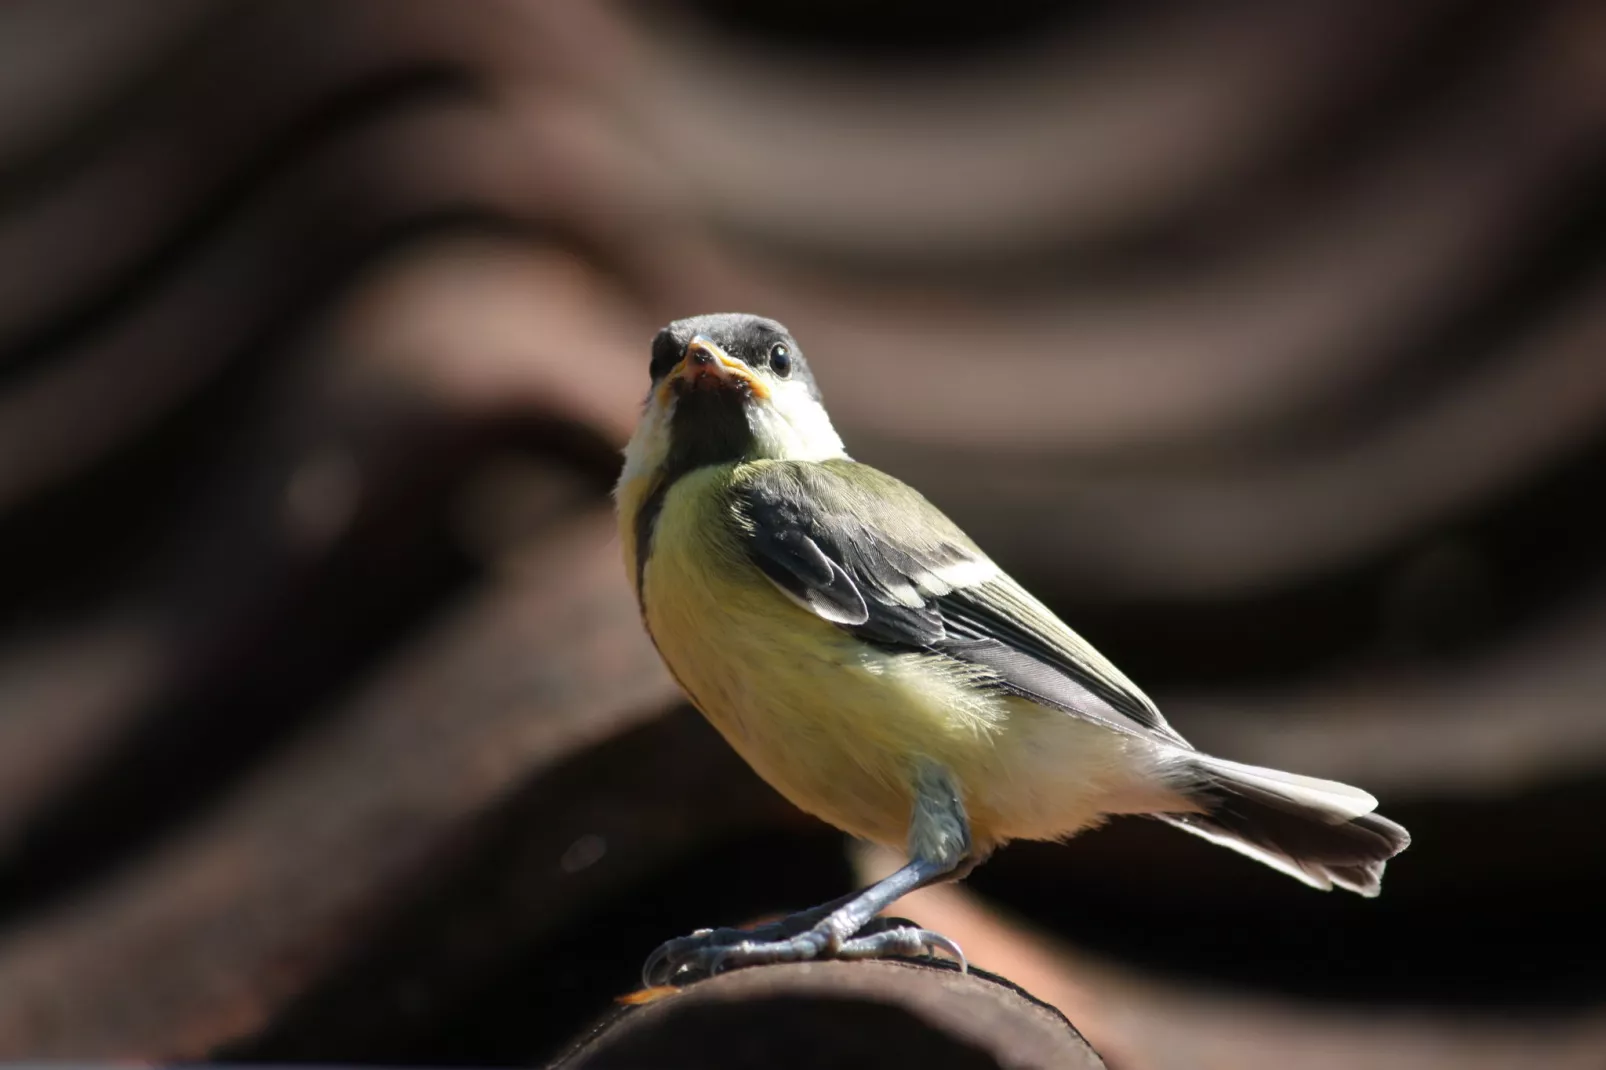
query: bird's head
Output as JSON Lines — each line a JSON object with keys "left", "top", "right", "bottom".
{"left": 621, "top": 313, "right": 847, "bottom": 486}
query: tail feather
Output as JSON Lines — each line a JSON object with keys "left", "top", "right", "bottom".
{"left": 1162, "top": 754, "right": 1410, "bottom": 897}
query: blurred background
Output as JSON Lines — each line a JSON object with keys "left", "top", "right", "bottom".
{"left": 0, "top": 1, "right": 1603, "bottom": 1066}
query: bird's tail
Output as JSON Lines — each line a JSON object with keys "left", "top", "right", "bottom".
{"left": 1161, "top": 753, "right": 1410, "bottom": 897}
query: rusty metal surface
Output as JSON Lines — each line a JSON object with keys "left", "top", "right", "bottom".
{"left": 0, "top": 1, "right": 1601, "bottom": 1066}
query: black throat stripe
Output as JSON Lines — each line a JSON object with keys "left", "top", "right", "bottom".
{"left": 634, "top": 386, "right": 757, "bottom": 606}
{"left": 633, "top": 475, "right": 672, "bottom": 606}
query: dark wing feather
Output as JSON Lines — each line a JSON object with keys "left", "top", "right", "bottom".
{"left": 730, "top": 460, "right": 1188, "bottom": 745}
{"left": 746, "top": 522, "right": 868, "bottom": 625}
{"left": 936, "top": 583, "right": 1181, "bottom": 740}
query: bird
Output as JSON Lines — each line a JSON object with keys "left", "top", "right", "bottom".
{"left": 615, "top": 312, "right": 1410, "bottom": 985}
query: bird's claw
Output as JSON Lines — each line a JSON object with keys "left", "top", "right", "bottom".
{"left": 641, "top": 924, "right": 774, "bottom": 987}
{"left": 837, "top": 924, "right": 967, "bottom": 972}
{"left": 641, "top": 919, "right": 964, "bottom": 987}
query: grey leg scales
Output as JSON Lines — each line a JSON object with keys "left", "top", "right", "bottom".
{"left": 642, "top": 762, "right": 973, "bottom": 986}
{"left": 641, "top": 857, "right": 964, "bottom": 985}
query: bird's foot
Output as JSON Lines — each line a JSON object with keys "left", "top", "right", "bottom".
{"left": 642, "top": 914, "right": 964, "bottom": 987}
{"left": 835, "top": 915, "right": 966, "bottom": 966}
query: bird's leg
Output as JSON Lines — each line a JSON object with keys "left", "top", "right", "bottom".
{"left": 643, "top": 763, "right": 972, "bottom": 986}
{"left": 641, "top": 857, "right": 961, "bottom": 985}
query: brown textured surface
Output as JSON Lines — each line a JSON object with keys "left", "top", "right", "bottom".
{"left": 552, "top": 961, "right": 1105, "bottom": 1070}
{"left": 0, "top": 510, "right": 667, "bottom": 1055}
{"left": 0, "top": 2, "right": 1603, "bottom": 1066}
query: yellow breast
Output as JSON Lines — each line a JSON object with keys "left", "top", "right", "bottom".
{"left": 624, "top": 465, "right": 1020, "bottom": 849}
{"left": 618, "top": 461, "right": 1168, "bottom": 855}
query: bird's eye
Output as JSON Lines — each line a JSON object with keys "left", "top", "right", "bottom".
{"left": 769, "top": 343, "right": 793, "bottom": 377}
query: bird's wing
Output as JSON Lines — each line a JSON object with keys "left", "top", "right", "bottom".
{"left": 730, "top": 459, "right": 1190, "bottom": 745}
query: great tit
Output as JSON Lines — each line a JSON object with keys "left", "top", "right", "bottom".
{"left": 616, "top": 313, "right": 1409, "bottom": 984}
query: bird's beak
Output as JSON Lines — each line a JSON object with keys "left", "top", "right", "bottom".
{"left": 672, "top": 336, "right": 769, "bottom": 399}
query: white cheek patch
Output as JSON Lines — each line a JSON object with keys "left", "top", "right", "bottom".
{"left": 620, "top": 377, "right": 849, "bottom": 485}
{"left": 618, "top": 393, "right": 675, "bottom": 491}
{"left": 746, "top": 381, "right": 848, "bottom": 462}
